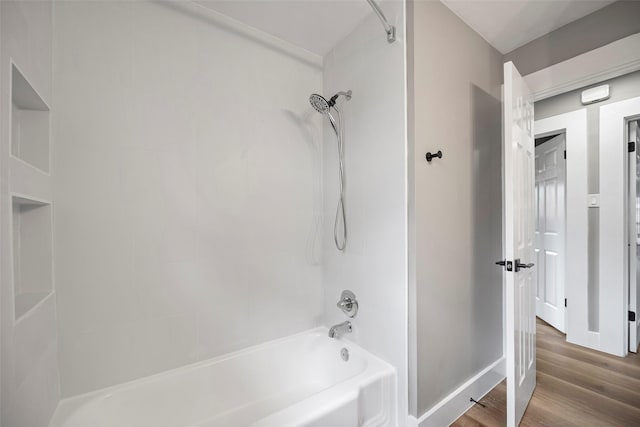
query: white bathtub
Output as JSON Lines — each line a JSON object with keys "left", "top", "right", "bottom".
{"left": 50, "top": 328, "right": 396, "bottom": 427}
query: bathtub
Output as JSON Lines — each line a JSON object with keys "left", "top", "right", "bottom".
{"left": 50, "top": 328, "right": 396, "bottom": 427}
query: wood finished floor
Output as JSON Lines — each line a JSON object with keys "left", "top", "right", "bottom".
{"left": 452, "top": 318, "right": 640, "bottom": 427}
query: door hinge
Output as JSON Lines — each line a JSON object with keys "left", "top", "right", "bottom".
{"left": 564, "top": 298, "right": 567, "bottom": 307}
{"left": 629, "top": 141, "right": 636, "bottom": 153}
{"left": 564, "top": 150, "right": 567, "bottom": 159}
{"left": 630, "top": 311, "right": 636, "bottom": 322}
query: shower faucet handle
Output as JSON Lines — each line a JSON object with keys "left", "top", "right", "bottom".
{"left": 337, "top": 290, "right": 358, "bottom": 318}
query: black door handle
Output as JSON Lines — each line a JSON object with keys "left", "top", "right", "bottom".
{"left": 515, "top": 259, "right": 534, "bottom": 272}
{"left": 495, "top": 260, "right": 513, "bottom": 271}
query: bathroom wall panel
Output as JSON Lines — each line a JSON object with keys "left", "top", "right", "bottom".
{"left": 322, "top": 2, "right": 408, "bottom": 425}
{"left": 0, "top": 1, "right": 60, "bottom": 425}
{"left": 53, "top": 0, "right": 324, "bottom": 397}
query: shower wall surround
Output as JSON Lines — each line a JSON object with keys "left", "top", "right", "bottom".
{"left": 322, "top": 1, "right": 408, "bottom": 425}
{"left": 0, "top": 1, "right": 60, "bottom": 426}
{"left": 53, "top": 1, "right": 324, "bottom": 396}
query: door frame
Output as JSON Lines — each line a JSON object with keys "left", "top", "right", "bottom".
{"left": 534, "top": 110, "right": 588, "bottom": 347}
{"left": 629, "top": 120, "right": 640, "bottom": 353}
{"left": 599, "top": 97, "right": 640, "bottom": 356}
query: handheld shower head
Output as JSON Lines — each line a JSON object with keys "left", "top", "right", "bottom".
{"left": 309, "top": 90, "right": 352, "bottom": 114}
{"left": 309, "top": 93, "right": 331, "bottom": 114}
{"left": 308, "top": 89, "right": 352, "bottom": 251}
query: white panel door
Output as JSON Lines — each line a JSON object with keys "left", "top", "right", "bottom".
{"left": 535, "top": 135, "right": 566, "bottom": 332}
{"left": 503, "top": 62, "right": 536, "bottom": 427}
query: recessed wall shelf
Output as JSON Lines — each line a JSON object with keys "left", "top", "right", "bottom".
{"left": 11, "top": 63, "right": 50, "bottom": 173}
{"left": 12, "top": 196, "right": 53, "bottom": 320}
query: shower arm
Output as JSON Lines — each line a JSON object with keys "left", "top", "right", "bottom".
{"left": 365, "top": 0, "right": 396, "bottom": 43}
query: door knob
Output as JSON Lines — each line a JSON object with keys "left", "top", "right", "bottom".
{"left": 495, "top": 260, "right": 513, "bottom": 271}
{"left": 515, "top": 259, "right": 534, "bottom": 272}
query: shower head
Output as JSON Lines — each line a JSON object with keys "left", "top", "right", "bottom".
{"left": 309, "top": 90, "right": 350, "bottom": 251}
{"left": 310, "top": 93, "right": 331, "bottom": 114}
{"left": 309, "top": 90, "right": 352, "bottom": 114}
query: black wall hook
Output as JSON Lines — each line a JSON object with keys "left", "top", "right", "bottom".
{"left": 426, "top": 150, "right": 443, "bottom": 162}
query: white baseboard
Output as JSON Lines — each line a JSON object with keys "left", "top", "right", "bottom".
{"left": 410, "top": 357, "right": 505, "bottom": 427}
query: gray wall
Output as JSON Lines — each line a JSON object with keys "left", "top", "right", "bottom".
{"left": 408, "top": 0, "right": 504, "bottom": 417}
{"left": 504, "top": 1, "right": 640, "bottom": 76}
{"left": 536, "top": 71, "right": 640, "bottom": 332}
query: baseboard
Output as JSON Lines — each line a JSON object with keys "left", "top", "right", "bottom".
{"left": 411, "top": 357, "right": 505, "bottom": 427}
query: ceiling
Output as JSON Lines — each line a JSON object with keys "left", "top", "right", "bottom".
{"left": 194, "top": 0, "right": 615, "bottom": 57}
{"left": 194, "top": 0, "right": 375, "bottom": 56}
{"left": 440, "top": 0, "right": 615, "bottom": 54}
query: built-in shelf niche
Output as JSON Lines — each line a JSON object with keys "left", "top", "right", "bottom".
{"left": 12, "top": 196, "right": 53, "bottom": 320}
{"left": 11, "top": 63, "right": 50, "bottom": 173}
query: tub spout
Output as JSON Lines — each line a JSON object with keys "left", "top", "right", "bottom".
{"left": 328, "top": 321, "right": 352, "bottom": 338}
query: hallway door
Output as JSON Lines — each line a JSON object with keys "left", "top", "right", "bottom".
{"left": 535, "top": 134, "right": 566, "bottom": 333}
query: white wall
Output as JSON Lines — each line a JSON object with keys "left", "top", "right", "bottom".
{"left": 1, "top": 1, "right": 61, "bottom": 426}
{"left": 322, "top": 1, "right": 408, "bottom": 425}
{"left": 408, "top": 0, "right": 504, "bottom": 419}
{"left": 53, "top": 0, "right": 324, "bottom": 397}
